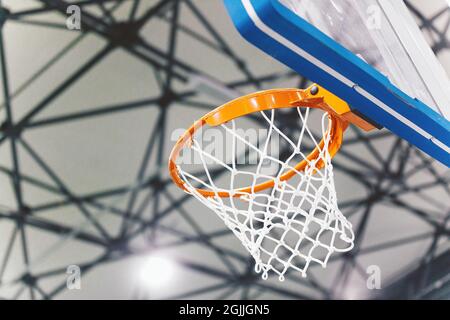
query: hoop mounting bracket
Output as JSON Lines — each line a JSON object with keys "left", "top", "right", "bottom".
{"left": 303, "top": 85, "right": 378, "bottom": 132}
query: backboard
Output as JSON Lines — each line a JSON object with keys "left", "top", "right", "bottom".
{"left": 224, "top": 0, "right": 450, "bottom": 167}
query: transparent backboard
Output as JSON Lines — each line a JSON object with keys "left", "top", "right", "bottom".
{"left": 279, "top": 0, "right": 450, "bottom": 120}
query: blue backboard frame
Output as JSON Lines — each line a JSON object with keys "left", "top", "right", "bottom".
{"left": 224, "top": 0, "right": 450, "bottom": 167}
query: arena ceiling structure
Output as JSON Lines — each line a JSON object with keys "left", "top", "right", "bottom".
{"left": 0, "top": 0, "right": 449, "bottom": 300}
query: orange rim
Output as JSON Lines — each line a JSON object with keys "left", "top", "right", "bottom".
{"left": 168, "top": 85, "right": 349, "bottom": 198}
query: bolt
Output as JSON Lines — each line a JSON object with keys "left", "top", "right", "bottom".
{"left": 310, "top": 85, "right": 319, "bottom": 96}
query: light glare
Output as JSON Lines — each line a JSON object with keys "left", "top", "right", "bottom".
{"left": 140, "top": 256, "right": 176, "bottom": 288}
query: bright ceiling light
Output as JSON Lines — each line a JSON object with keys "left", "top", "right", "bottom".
{"left": 139, "top": 255, "right": 176, "bottom": 289}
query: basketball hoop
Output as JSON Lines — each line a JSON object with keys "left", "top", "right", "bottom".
{"left": 169, "top": 85, "right": 374, "bottom": 280}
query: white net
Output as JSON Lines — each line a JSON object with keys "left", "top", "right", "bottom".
{"left": 175, "top": 107, "right": 354, "bottom": 280}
